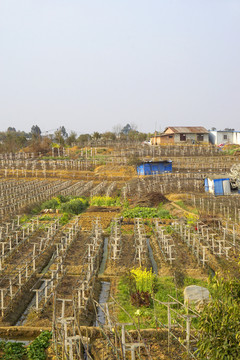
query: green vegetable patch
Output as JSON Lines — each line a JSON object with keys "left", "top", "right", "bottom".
{"left": 117, "top": 271, "right": 208, "bottom": 330}
{"left": 122, "top": 205, "right": 171, "bottom": 219}
{"left": 0, "top": 331, "right": 52, "bottom": 360}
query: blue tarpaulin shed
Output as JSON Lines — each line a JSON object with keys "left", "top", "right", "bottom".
{"left": 137, "top": 160, "right": 172, "bottom": 175}
{"left": 205, "top": 176, "right": 231, "bottom": 196}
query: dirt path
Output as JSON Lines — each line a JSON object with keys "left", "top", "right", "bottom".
{"left": 170, "top": 201, "right": 199, "bottom": 218}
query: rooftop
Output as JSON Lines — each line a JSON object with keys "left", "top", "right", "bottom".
{"left": 164, "top": 126, "right": 208, "bottom": 134}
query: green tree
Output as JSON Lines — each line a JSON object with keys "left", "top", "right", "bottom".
{"left": 59, "top": 126, "right": 68, "bottom": 139}
{"left": 66, "top": 131, "right": 77, "bottom": 146}
{"left": 54, "top": 129, "right": 65, "bottom": 145}
{"left": 93, "top": 131, "right": 101, "bottom": 140}
{"left": 77, "top": 134, "right": 91, "bottom": 146}
{"left": 31, "top": 125, "right": 41, "bottom": 139}
{"left": 121, "top": 123, "right": 132, "bottom": 135}
{"left": 128, "top": 130, "right": 139, "bottom": 141}
{"left": 7, "top": 126, "right": 16, "bottom": 132}
{"left": 102, "top": 131, "right": 116, "bottom": 141}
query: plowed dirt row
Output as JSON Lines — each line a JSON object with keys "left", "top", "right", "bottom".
{"left": 25, "top": 232, "right": 89, "bottom": 327}
{"left": 79, "top": 208, "right": 120, "bottom": 231}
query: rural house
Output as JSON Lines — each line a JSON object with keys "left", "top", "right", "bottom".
{"left": 209, "top": 129, "right": 240, "bottom": 146}
{"left": 151, "top": 127, "right": 209, "bottom": 145}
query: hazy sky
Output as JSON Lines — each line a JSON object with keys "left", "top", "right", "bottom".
{"left": 1, "top": 0, "right": 240, "bottom": 134}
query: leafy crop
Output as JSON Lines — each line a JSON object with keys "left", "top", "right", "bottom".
{"left": 27, "top": 331, "right": 52, "bottom": 360}
{"left": 0, "top": 332, "right": 52, "bottom": 360}
{"left": 90, "top": 196, "right": 121, "bottom": 207}
{"left": 131, "top": 267, "right": 156, "bottom": 294}
{"left": 122, "top": 206, "right": 171, "bottom": 219}
{"left": 1, "top": 342, "right": 27, "bottom": 360}
{"left": 0, "top": 340, "right": 6, "bottom": 350}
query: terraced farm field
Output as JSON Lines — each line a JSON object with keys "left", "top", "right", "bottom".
{"left": 0, "top": 145, "right": 240, "bottom": 359}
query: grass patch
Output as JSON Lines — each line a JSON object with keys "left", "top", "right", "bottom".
{"left": 19, "top": 214, "right": 31, "bottom": 224}
{"left": 39, "top": 215, "right": 53, "bottom": 221}
{"left": 116, "top": 274, "right": 209, "bottom": 329}
{"left": 175, "top": 200, "right": 188, "bottom": 210}
{"left": 59, "top": 212, "right": 72, "bottom": 225}
{"left": 175, "top": 200, "right": 199, "bottom": 217}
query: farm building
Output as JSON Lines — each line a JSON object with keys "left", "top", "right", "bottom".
{"left": 137, "top": 160, "right": 172, "bottom": 175}
{"left": 209, "top": 129, "right": 240, "bottom": 146}
{"left": 204, "top": 175, "right": 231, "bottom": 196}
{"left": 151, "top": 127, "right": 209, "bottom": 145}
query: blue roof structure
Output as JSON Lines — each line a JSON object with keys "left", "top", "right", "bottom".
{"left": 205, "top": 176, "right": 231, "bottom": 196}
{"left": 137, "top": 160, "right": 172, "bottom": 175}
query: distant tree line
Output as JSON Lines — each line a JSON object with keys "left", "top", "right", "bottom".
{"left": 0, "top": 123, "right": 151, "bottom": 154}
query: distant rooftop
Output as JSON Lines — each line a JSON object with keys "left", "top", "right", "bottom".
{"left": 164, "top": 126, "right": 208, "bottom": 134}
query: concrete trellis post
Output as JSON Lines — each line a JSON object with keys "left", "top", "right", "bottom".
{"left": 125, "top": 343, "right": 145, "bottom": 360}
{"left": 0, "top": 242, "right": 7, "bottom": 256}
{"left": 116, "top": 322, "right": 133, "bottom": 359}
{"left": 43, "top": 279, "right": 52, "bottom": 303}
{"left": 57, "top": 298, "right": 73, "bottom": 319}
{"left": 18, "top": 269, "right": 22, "bottom": 287}
{"left": 33, "top": 289, "right": 42, "bottom": 310}
{"left": 0, "top": 289, "right": 7, "bottom": 317}
{"left": 9, "top": 278, "right": 13, "bottom": 300}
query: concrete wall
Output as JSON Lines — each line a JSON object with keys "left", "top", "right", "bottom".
{"left": 217, "top": 131, "right": 233, "bottom": 144}
{"left": 152, "top": 131, "right": 210, "bottom": 145}
{"left": 209, "top": 131, "right": 217, "bottom": 144}
{"left": 203, "top": 133, "right": 209, "bottom": 143}
{"left": 209, "top": 131, "right": 240, "bottom": 145}
{"left": 150, "top": 136, "right": 161, "bottom": 145}
{"left": 233, "top": 132, "right": 240, "bottom": 145}
{"left": 174, "top": 133, "right": 209, "bottom": 143}
{"left": 159, "top": 135, "right": 174, "bottom": 144}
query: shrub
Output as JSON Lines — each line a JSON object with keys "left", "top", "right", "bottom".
{"left": 41, "top": 198, "right": 60, "bottom": 210}
{"left": 197, "top": 274, "right": 240, "bottom": 359}
{"left": 56, "top": 195, "right": 70, "bottom": 203}
{"left": 61, "top": 198, "right": 88, "bottom": 214}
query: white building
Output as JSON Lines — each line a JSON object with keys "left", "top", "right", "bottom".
{"left": 209, "top": 129, "right": 240, "bottom": 145}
